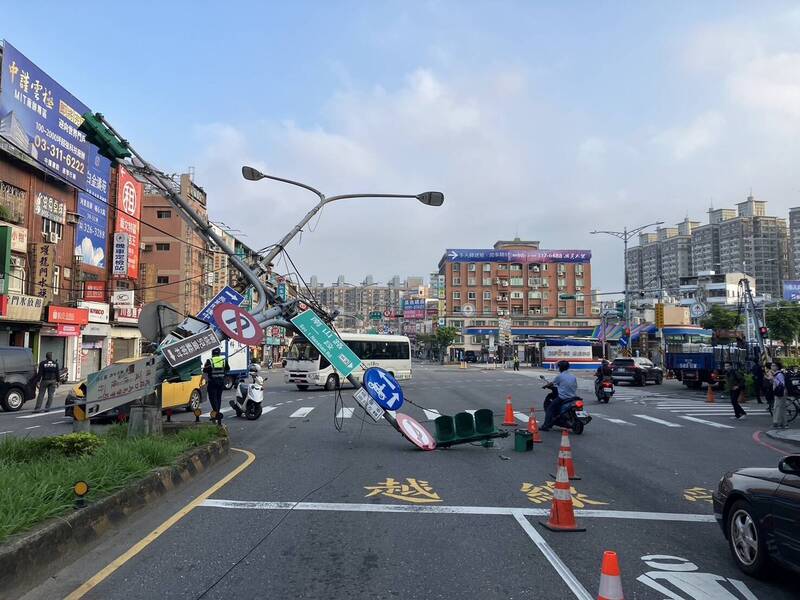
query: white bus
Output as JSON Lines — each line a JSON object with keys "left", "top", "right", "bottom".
{"left": 284, "top": 333, "right": 412, "bottom": 391}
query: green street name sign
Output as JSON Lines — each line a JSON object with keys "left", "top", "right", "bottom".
{"left": 369, "top": 311, "right": 382, "bottom": 320}
{"left": 291, "top": 309, "right": 362, "bottom": 377}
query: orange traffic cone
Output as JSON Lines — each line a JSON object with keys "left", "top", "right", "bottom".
{"left": 540, "top": 458, "right": 585, "bottom": 532}
{"left": 502, "top": 395, "right": 516, "bottom": 426}
{"left": 597, "top": 550, "right": 624, "bottom": 600}
{"left": 550, "top": 430, "right": 580, "bottom": 480}
{"left": 528, "top": 408, "right": 542, "bottom": 443}
{"left": 706, "top": 385, "right": 715, "bottom": 403}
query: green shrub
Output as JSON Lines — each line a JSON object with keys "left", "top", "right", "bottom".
{"left": 44, "top": 432, "right": 105, "bottom": 457}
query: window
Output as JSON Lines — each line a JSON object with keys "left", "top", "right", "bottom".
{"left": 157, "top": 276, "right": 170, "bottom": 284}
{"left": 8, "top": 262, "right": 24, "bottom": 294}
{"left": 510, "top": 291, "right": 523, "bottom": 299}
{"left": 575, "top": 278, "right": 584, "bottom": 288}
{"left": 510, "top": 263, "right": 523, "bottom": 272}
{"left": 483, "top": 291, "right": 491, "bottom": 300}
{"left": 575, "top": 265, "right": 584, "bottom": 275}
{"left": 482, "top": 277, "right": 492, "bottom": 286}
{"left": 576, "top": 292, "right": 585, "bottom": 302}
{"left": 52, "top": 266, "right": 60, "bottom": 296}
{"left": 576, "top": 306, "right": 584, "bottom": 315}
{"left": 542, "top": 291, "right": 550, "bottom": 300}
{"left": 156, "top": 210, "right": 172, "bottom": 218}
{"left": 558, "top": 306, "right": 567, "bottom": 315}
{"left": 482, "top": 263, "right": 491, "bottom": 272}
{"left": 557, "top": 278, "right": 566, "bottom": 289}
{"left": 528, "top": 277, "right": 541, "bottom": 286}
{"left": 510, "top": 277, "right": 524, "bottom": 286}
{"left": 452, "top": 291, "right": 461, "bottom": 300}
{"left": 143, "top": 244, "right": 153, "bottom": 253}
{"left": 528, "top": 263, "right": 540, "bottom": 272}
{"left": 497, "top": 264, "right": 508, "bottom": 271}
{"left": 557, "top": 263, "right": 567, "bottom": 273}
{"left": 452, "top": 263, "right": 460, "bottom": 272}
{"left": 468, "top": 291, "right": 476, "bottom": 300}
{"left": 41, "top": 218, "right": 63, "bottom": 239}
{"left": 453, "top": 277, "right": 461, "bottom": 285}
{"left": 528, "top": 291, "right": 542, "bottom": 299}
{"left": 482, "top": 305, "right": 493, "bottom": 315}
{"left": 468, "top": 263, "right": 477, "bottom": 272}
{"left": 542, "top": 263, "right": 549, "bottom": 271}
{"left": 468, "top": 277, "right": 476, "bottom": 286}
{"left": 156, "top": 243, "right": 171, "bottom": 251}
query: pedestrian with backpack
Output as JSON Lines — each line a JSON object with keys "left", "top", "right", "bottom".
{"left": 772, "top": 361, "right": 787, "bottom": 429}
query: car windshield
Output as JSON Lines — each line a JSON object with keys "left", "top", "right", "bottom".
{"left": 613, "top": 359, "right": 635, "bottom": 366}
{"left": 287, "top": 341, "right": 319, "bottom": 362}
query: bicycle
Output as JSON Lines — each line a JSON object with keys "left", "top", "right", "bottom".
{"left": 768, "top": 396, "right": 799, "bottom": 424}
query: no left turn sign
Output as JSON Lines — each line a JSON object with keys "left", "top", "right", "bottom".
{"left": 212, "top": 303, "right": 264, "bottom": 345}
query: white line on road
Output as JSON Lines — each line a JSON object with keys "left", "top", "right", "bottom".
{"left": 201, "top": 407, "right": 234, "bottom": 418}
{"left": 593, "top": 414, "right": 634, "bottom": 425}
{"left": 336, "top": 408, "right": 354, "bottom": 419}
{"left": 0, "top": 431, "right": 11, "bottom": 435}
{"left": 679, "top": 416, "right": 734, "bottom": 429}
{"left": 466, "top": 409, "right": 477, "bottom": 415}
{"left": 200, "top": 499, "right": 717, "bottom": 522}
{"left": 423, "top": 409, "right": 441, "bottom": 421}
{"left": 17, "top": 409, "right": 64, "bottom": 419}
{"left": 25, "top": 425, "right": 40, "bottom": 430}
{"left": 633, "top": 414, "right": 683, "bottom": 427}
{"left": 289, "top": 407, "right": 314, "bottom": 418}
{"left": 513, "top": 512, "right": 593, "bottom": 600}
{"left": 262, "top": 406, "right": 277, "bottom": 414}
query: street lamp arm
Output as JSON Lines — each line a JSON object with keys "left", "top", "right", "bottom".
{"left": 590, "top": 230, "right": 628, "bottom": 241}
{"left": 324, "top": 193, "right": 418, "bottom": 204}
{"left": 251, "top": 172, "right": 326, "bottom": 202}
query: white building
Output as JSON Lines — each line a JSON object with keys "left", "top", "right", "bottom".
{"left": 678, "top": 271, "right": 756, "bottom": 307}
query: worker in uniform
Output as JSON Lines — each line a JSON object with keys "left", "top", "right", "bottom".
{"left": 34, "top": 352, "right": 60, "bottom": 413}
{"left": 203, "top": 348, "right": 229, "bottom": 424}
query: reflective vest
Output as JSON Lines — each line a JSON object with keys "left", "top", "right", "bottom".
{"left": 210, "top": 355, "right": 226, "bottom": 381}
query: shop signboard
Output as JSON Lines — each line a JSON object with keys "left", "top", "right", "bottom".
{"left": 114, "top": 306, "right": 142, "bottom": 324}
{"left": 112, "top": 233, "right": 128, "bottom": 276}
{"left": 0, "top": 222, "right": 27, "bottom": 252}
{"left": 0, "top": 226, "right": 9, "bottom": 294}
{"left": 402, "top": 299, "right": 426, "bottom": 320}
{"left": 111, "top": 290, "right": 134, "bottom": 308}
{"left": 56, "top": 323, "right": 80, "bottom": 336}
{"left": 113, "top": 166, "right": 142, "bottom": 279}
{"left": 783, "top": 280, "right": 800, "bottom": 301}
{"left": 29, "top": 243, "right": 55, "bottom": 301}
{"left": 76, "top": 191, "right": 108, "bottom": 267}
{"left": 445, "top": 249, "right": 591, "bottom": 264}
{"left": 77, "top": 301, "right": 110, "bottom": 323}
{"left": 0, "top": 293, "right": 44, "bottom": 321}
{"left": 48, "top": 305, "right": 89, "bottom": 325}
{"left": 83, "top": 280, "right": 106, "bottom": 302}
{"left": 34, "top": 192, "right": 65, "bottom": 223}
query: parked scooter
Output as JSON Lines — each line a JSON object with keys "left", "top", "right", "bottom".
{"left": 230, "top": 365, "right": 264, "bottom": 420}
{"left": 539, "top": 375, "right": 592, "bottom": 434}
{"left": 595, "top": 375, "right": 615, "bottom": 404}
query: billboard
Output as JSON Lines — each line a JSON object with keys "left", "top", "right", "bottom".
{"left": 402, "top": 299, "right": 426, "bottom": 319}
{"left": 113, "top": 166, "right": 142, "bottom": 279}
{"left": 445, "top": 249, "right": 591, "bottom": 263}
{"left": 0, "top": 42, "right": 97, "bottom": 189}
{"left": 783, "top": 280, "right": 800, "bottom": 301}
{"left": 75, "top": 145, "right": 111, "bottom": 267}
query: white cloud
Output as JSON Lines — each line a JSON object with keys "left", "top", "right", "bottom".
{"left": 729, "top": 52, "right": 800, "bottom": 122}
{"left": 652, "top": 111, "right": 725, "bottom": 160}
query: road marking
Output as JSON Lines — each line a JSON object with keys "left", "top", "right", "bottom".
{"left": 25, "top": 425, "right": 40, "bottom": 430}
{"left": 514, "top": 411, "right": 529, "bottom": 423}
{"left": 262, "top": 406, "right": 277, "bottom": 414}
{"left": 465, "top": 409, "right": 477, "bottom": 415}
{"left": 593, "top": 414, "right": 634, "bottom": 425}
{"left": 513, "top": 513, "right": 593, "bottom": 600}
{"left": 201, "top": 407, "right": 233, "bottom": 418}
{"left": 423, "top": 409, "right": 441, "bottom": 421}
{"left": 289, "top": 407, "right": 314, "bottom": 418}
{"left": 200, "top": 499, "right": 717, "bottom": 522}
{"left": 64, "top": 448, "right": 256, "bottom": 600}
{"left": 336, "top": 408, "right": 354, "bottom": 419}
{"left": 0, "top": 431, "right": 11, "bottom": 435}
{"left": 679, "top": 416, "right": 734, "bottom": 429}
{"left": 633, "top": 415, "right": 682, "bottom": 427}
{"left": 17, "top": 409, "right": 65, "bottom": 419}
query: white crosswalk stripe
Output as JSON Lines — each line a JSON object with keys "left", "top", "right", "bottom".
{"left": 593, "top": 414, "right": 635, "bottom": 425}
{"left": 679, "top": 416, "right": 734, "bottom": 429}
{"left": 633, "top": 414, "right": 683, "bottom": 427}
{"left": 336, "top": 408, "right": 354, "bottom": 419}
{"left": 290, "top": 407, "right": 315, "bottom": 418}
{"left": 262, "top": 406, "right": 277, "bottom": 414}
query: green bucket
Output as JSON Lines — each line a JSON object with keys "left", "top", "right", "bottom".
{"left": 514, "top": 429, "right": 533, "bottom": 452}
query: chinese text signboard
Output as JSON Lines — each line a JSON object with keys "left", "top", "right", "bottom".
{"left": 75, "top": 145, "right": 111, "bottom": 268}
{"left": 86, "top": 356, "right": 158, "bottom": 416}
{"left": 29, "top": 242, "right": 54, "bottom": 301}
{"left": 290, "top": 309, "right": 362, "bottom": 378}
{"left": 0, "top": 42, "right": 97, "bottom": 188}
{"left": 0, "top": 293, "right": 44, "bottom": 321}
{"left": 113, "top": 166, "right": 141, "bottom": 279}
{"left": 34, "top": 192, "right": 65, "bottom": 223}
{"left": 402, "top": 299, "right": 426, "bottom": 319}
{"left": 445, "top": 248, "right": 591, "bottom": 264}
{"left": 783, "top": 280, "right": 800, "bottom": 301}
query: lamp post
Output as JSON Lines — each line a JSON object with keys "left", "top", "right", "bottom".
{"left": 591, "top": 221, "right": 663, "bottom": 355}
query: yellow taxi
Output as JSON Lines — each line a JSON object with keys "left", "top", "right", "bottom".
{"left": 64, "top": 358, "right": 205, "bottom": 419}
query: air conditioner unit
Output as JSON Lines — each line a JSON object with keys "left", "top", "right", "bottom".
{"left": 9, "top": 256, "right": 23, "bottom": 268}
{"left": 47, "top": 232, "right": 60, "bottom": 244}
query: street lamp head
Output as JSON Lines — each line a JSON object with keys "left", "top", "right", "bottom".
{"left": 242, "top": 165, "right": 266, "bottom": 181}
{"left": 416, "top": 191, "right": 445, "bottom": 207}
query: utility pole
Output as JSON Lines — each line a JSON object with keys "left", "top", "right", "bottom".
{"left": 591, "top": 221, "right": 663, "bottom": 356}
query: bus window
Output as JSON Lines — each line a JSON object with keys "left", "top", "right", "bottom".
{"left": 288, "top": 340, "right": 320, "bottom": 362}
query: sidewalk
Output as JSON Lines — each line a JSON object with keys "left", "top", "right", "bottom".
{"left": 765, "top": 428, "right": 800, "bottom": 448}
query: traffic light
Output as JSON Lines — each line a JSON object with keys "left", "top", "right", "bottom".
{"left": 759, "top": 326, "right": 768, "bottom": 337}
{"left": 79, "top": 112, "right": 131, "bottom": 161}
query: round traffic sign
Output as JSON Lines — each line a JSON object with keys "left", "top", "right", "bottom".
{"left": 395, "top": 413, "right": 436, "bottom": 451}
{"left": 462, "top": 304, "right": 475, "bottom": 317}
{"left": 212, "top": 303, "right": 264, "bottom": 345}
{"left": 363, "top": 367, "right": 404, "bottom": 411}
{"left": 690, "top": 303, "right": 706, "bottom": 318}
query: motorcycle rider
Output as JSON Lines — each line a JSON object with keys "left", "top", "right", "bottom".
{"left": 594, "top": 359, "right": 613, "bottom": 399}
{"left": 541, "top": 360, "right": 578, "bottom": 431}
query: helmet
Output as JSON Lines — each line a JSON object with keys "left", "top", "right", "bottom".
{"left": 557, "top": 360, "right": 570, "bottom": 372}
{"left": 601, "top": 359, "right": 609, "bottom": 366}
{"left": 248, "top": 365, "right": 259, "bottom": 373}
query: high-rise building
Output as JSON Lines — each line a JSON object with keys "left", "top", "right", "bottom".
{"left": 789, "top": 207, "right": 800, "bottom": 280}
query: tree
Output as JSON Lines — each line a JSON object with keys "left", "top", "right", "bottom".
{"left": 434, "top": 326, "right": 460, "bottom": 353}
{"left": 700, "top": 305, "right": 743, "bottom": 332}
{"left": 765, "top": 302, "right": 800, "bottom": 347}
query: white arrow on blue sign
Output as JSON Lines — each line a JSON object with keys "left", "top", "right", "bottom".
{"left": 363, "top": 367, "right": 404, "bottom": 411}
{"left": 197, "top": 286, "right": 245, "bottom": 333}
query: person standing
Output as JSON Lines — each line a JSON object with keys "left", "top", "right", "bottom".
{"left": 513, "top": 353, "right": 520, "bottom": 371}
{"left": 750, "top": 361, "right": 765, "bottom": 404}
{"left": 763, "top": 362, "right": 775, "bottom": 412}
{"left": 725, "top": 363, "right": 746, "bottom": 420}
{"left": 33, "top": 352, "right": 60, "bottom": 413}
{"left": 772, "top": 361, "right": 787, "bottom": 429}
{"left": 203, "top": 348, "right": 229, "bottom": 424}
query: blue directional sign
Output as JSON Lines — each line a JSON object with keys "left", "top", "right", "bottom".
{"left": 619, "top": 336, "right": 628, "bottom": 348}
{"left": 363, "top": 367, "right": 404, "bottom": 411}
{"left": 197, "top": 286, "right": 245, "bottom": 333}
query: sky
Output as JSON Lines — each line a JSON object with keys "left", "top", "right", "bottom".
{"left": 4, "top": 1, "right": 800, "bottom": 292}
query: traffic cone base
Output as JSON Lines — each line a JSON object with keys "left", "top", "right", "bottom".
{"left": 597, "top": 550, "right": 624, "bottom": 600}
{"left": 528, "top": 408, "right": 542, "bottom": 443}
{"left": 502, "top": 395, "right": 516, "bottom": 426}
{"left": 539, "top": 463, "right": 585, "bottom": 532}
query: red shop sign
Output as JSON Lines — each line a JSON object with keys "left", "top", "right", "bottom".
{"left": 56, "top": 323, "right": 81, "bottom": 337}
{"left": 83, "top": 281, "right": 107, "bottom": 302}
{"left": 48, "top": 305, "right": 89, "bottom": 325}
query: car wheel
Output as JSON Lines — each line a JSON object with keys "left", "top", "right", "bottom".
{"left": 655, "top": 374, "right": 663, "bottom": 385}
{"left": 324, "top": 374, "right": 339, "bottom": 391}
{"left": 187, "top": 389, "right": 202, "bottom": 412}
{"left": 296, "top": 384, "right": 309, "bottom": 391}
{"left": 727, "top": 500, "right": 770, "bottom": 577}
{"left": 2, "top": 387, "right": 25, "bottom": 412}
{"left": 635, "top": 374, "right": 644, "bottom": 386}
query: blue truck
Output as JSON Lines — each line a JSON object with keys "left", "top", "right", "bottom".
{"left": 665, "top": 344, "right": 749, "bottom": 389}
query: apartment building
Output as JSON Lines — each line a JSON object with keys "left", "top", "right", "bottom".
{"left": 679, "top": 272, "right": 755, "bottom": 307}
{"left": 787, "top": 207, "right": 800, "bottom": 281}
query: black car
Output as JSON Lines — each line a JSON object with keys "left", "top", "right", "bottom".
{"left": 611, "top": 357, "right": 663, "bottom": 386}
{"left": 713, "top": 454, "right": 800, "bottom": 576}
{"left": 0, "top": 347, "right": 37, "bottom": 411}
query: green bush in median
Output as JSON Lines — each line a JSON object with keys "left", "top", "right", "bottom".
{"left": 0, "top": 425, "right": 224, "bottom": 543}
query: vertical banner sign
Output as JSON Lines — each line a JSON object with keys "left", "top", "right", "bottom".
{"left": 75, "top": 145, "right": 111, "bottom": 267}
{"left": 0, "top": 42, "right": 97, "bottom": 188}
{"left": 113, "top": 166, "right": 142, "bottom": 279}
{"left": 29, "top": 243, "right": 55, "bottom": 301}
{"left": 112, "top": 233, "right": 129, "bottom": 276}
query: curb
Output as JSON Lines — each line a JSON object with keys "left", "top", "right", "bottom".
{"left": 764, "top": 429, "right": 800, "bottom": 448}
{"left": 0, "top": 434, "right": 230, "bottom": 599}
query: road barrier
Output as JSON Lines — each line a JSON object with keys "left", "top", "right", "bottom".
{"left": 502, "top": 395, "right": 516, "bottom": 426}
{"left": 597, "top": 550, "right": 624, "bottom": 600}
{"left": 528, "top": 407, "right": 542, "bottom": 443}
{"left": 540, "top": 457, "right": 585, "bottom": 532}
{"left": 551, "top": 430, "right": 579, "bottom": 480}
{"left": 706, "top": 385, "right": 715, "bottom": 403}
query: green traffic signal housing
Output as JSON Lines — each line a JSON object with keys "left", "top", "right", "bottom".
{"left": 433, "top": 409, "right": 509, "bottom": 447}
{"left": 79, "top": 112, "right": 131, "bottom": 161}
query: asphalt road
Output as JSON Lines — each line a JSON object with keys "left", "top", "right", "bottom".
{"left": 17, "top": 363, "right": 800, "bottom": 600}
